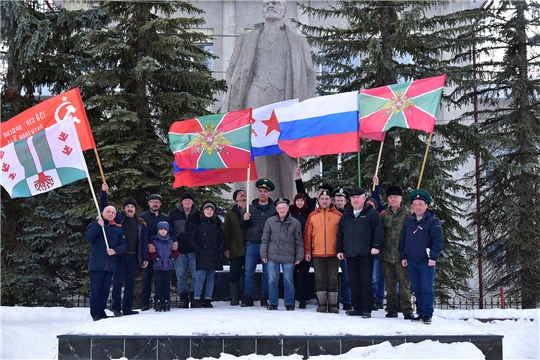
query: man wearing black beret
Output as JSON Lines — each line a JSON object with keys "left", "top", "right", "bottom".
{"left": 337, "top": 187, "right": 384, "bottom": 318}
{"left": 241, "top": 178, "right": 276, "bottom": 307}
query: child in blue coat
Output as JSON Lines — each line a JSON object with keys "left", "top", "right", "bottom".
{"left": 149, "top": 221, "right": 180, "bottom": 311}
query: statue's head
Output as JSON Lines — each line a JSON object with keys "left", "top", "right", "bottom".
{"left": 262, "top": 0, "right": 287, "bottom": 21}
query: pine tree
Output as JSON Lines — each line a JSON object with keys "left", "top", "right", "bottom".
{"left": 452, "top": 0, "right": 540, "bottom": 308}
{"left": 76, "top": 0, "right": 228, "bottom": 212}
{"left": 1, "top": 0, "right": 109, "bottom": 305}
{"left": 295, "top": 0, "right": 479, "bottom": 303}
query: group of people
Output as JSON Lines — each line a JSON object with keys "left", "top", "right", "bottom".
{"left": 85, "top": 171, "right": 444, "bottom": 325}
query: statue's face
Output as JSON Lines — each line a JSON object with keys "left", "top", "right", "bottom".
{"left": 262, "top": 0, "right": 286, "bottom": 21}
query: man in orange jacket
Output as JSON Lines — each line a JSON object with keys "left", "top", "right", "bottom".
{"left": 303, "top": 189, "right": 343, "bottom": 313}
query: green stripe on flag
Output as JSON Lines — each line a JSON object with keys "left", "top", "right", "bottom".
{"left": 32, "top": 130, "right": 55, "bottom": 171}
{"left": 199, "top": 113, "right": 225, "bottom": 126}
{"left": 358, "top": 94, "right": 388, "bottom": 118}
{"left": 198, "top": 151, "right": 227, "bottom": 168}
{"left": 223, "top": 127, "right": 251, "bottom": 150}
{"left": 384, "top": 112, "right": 408, "bottom": 131}
{"left": 411, "top": 91, "right": 443, "bottom": 117}
{"left": 57, "top": 167, "right": 88, "bottom": 185}
{"left": 14, "top": 140, "right": 37, "bottom": 178}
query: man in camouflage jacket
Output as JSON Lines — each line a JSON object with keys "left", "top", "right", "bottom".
{"left": 380, "top": 185, "right": 414, "bottom": 319}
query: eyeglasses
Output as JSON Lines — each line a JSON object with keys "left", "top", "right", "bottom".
{"left": 149, "top": 200, "right": 162, "bottom": 205}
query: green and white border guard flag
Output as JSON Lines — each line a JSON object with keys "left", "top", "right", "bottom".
{"left": 1, "top": 118, "right": 89, "bottom": 199}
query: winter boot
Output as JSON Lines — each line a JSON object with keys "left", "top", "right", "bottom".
{"left": 163, "top": 300, "right": 170, "bottom": 312}
{"left": 316, "top": 291, "right": 328, "bottom": 313}
{"left": 155, "top": 300, "right": 162, "bottom": 312}
{"left": 260, "top": 296, "right": 269, "bottom": 308}
{"left": 229, "top": 282, "right": 240, "bottom": 306}
{"left": 242, "top": 296, "right": 254, "bottom": 307}
{"left": 189, "top": 291, "right": 195, "bottom": 308}
{"left": 202, "top": 299, "right": 214, "bottom": 308}
{"left": 179, "top": 292, "right": 189, "bottom": 308}
{"left": 328, "top": 292, "right": 339, "bottom": 314}
{"left": 191, "top": 299, "right": 201, "bottom": 308}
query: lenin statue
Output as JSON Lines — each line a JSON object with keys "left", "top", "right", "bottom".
{"left": 222, "top": 0, "right": 317, "bottom": 199}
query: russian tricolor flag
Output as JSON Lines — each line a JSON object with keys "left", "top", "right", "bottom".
{"left": 276, "top": 92, "right": 360, "bottom": 158}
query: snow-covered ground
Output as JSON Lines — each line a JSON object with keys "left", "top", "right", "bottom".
{"left": 1, "top": 302, "right": 538, "bottom": 359}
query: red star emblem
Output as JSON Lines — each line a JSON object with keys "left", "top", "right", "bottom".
{"left": 261, "top": 111, "right": 280, "bottom": 136}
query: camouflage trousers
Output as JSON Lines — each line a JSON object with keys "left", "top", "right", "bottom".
{"left": 382, "top": 261, "right": 414, "bottom": 315}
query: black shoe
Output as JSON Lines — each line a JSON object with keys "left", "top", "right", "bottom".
{"left": 260, "top": 296, "right": 269, "bottom": 308}
{"left": 191, "top": 299, "right": 201, "bottom": 308}
{"left": 164, "top": 300, "right": 171, "bottom": 312}
{"left": 202, "top": 299, "right": 213, "bottom": 308}
{"left": 286, "top": 305, "right": 295, "bottom": 311}
{"left": 179, "top": 292, "right": 189, "bottom": 308}
{"left": 376, "top": 302, "right": 384, "bottom": 310}
{"left": 372, "top": 302, "right": 379, "bottom": 311}
{"left": 343, "top": 303, "right": 353, "bottom": 311}
{"left": 403, "top": 313, "right": 415, "bottom": 320}
{"left": 411, "top": 315, "right": 423, "bottom": 322}
{"left": 122, "top": 309, "right": 139, "bottom": 316}
{"left": 113, "top": 310, "right": 123, "bottom": 317}
{"left": 267, "top": 305, "right": 278, "bottom": 310}
{"left": 155, "top": 300, "right": 162, "bottom": 312}
{"left": 346, "top": 310, "right": 363, "bottom": 316}
{"left": 92, "top": 316, "right": 103, "bottom": 321}
{"left": 299, "top": 300, "right": 306, "bottom": 309}
{"left": 242, "top": 296, "right": 254, "bottom": 307}
{"left": 386, "top": 311, "right": 398, "bottom": 318}
{"left": 362, "top": 312, "right": 372, "bottom": 318}
{"left": 141, "top": 304, "right": 150, "bottom": 311}
{"left": 422, "top": 316, "right": 432, "bottom": 324}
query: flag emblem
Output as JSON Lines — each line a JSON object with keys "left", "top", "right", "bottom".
{"left": 187, "top": 123, "right": 234, "bottom": 156}
{"left": 380, "top": 91, "right": 416, "bottom": 116}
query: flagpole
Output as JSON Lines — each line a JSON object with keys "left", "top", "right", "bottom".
{"left": 373, "top": 140, "right": 385, "bottom": 191}
{"left": 417, "top": 132, "right": 433, "bottom": 189}
{"left": 87, "top": 175, "right": 109, "bottom": 249}
{"left": 357, "top": 151, "right": 361, "bottom": 188}
{"left": 246, "top": 165, "right": 251, "bottom": 213}
{"left": 93, "top": 148, "right": 107, "bottom": 185}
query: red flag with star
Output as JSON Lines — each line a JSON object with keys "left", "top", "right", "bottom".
{"left": 1, "top": 88, "right": 95, "bottom": 150}
{"left": 359, "top": 75, "right": 446, "bottom": 134}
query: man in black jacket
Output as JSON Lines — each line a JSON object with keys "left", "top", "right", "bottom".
{"left": 337, "top": 188, "right": 384, "bottom": 318}
{"left": 241, "top": 178, "right": 276, "bottom": 307}
{"left": 168, "top": 192, "right": 200, "bottom": 308}
{"left": 140, "top": 194, "right": 177, "bottom": 311}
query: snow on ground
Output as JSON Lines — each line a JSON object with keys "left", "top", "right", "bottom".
{"left": 1, "top": 303, "right": 538, "bottom": 360}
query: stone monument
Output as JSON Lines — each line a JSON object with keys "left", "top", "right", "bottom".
{"left": 223, "top": 0, "right": 316, "bottom": 199}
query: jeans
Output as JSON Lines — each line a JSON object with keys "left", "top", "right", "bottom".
{"left": 90, "top": 270, "right": 113, "bottom": 318}
{"left": 268, "top": 261, "right": 295, "bottom": 307}
{"left": 372, "top": 256, "right": 385, "bottom": 303}
{"left": 174, "top": 252, "right": 197, "bottom": 294}
{"left": 407, "top": 260, "right": 436, "bottom": 317}
{"left": 244, "top": 242, "right": 268, "bottom": 298}
{"left": 194, "top": 269, "right": 216, "bottom": 299}
{"left": 340, "top": 259, "right": 352, "bottom": 304}
{"left": 141, "top": 261, "right": 154, "bottom": 306}
{"left": 154, "top": 269, "right": 172, "bottom": 302}
{"left": 111, "top": 253, "right": 138, "bottom": 312}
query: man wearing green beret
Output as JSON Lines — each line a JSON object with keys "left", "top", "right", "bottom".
{"left": 241, "top": 178, "right": 276, "bottom": 307}
{"left": 399, "top": 189, "right": 444, "bottom": 325}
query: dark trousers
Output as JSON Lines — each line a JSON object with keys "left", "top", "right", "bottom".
{"left": 312, "top": 257, "right": 339, "bottom": 293}
{"left": 294, "top": 259, "right": 311, "bottom": 301}
{"left": 347, "top": 255, "right": 374, "bottom": 314}
{"left": 229, "top": 255, "right": 245, "bottom": 283}
{"left": 154, "top": 269, "right": 172, "bottom": 302}
{"left": 90, "top": 270, "right": 113, "bottom": 318}
{"left": 141, "top": 260, "right": 154, "bottom": 306}
{"left": 112, "top": 253, "right": 138, "bottom": 312}
{"left": 408, "top": 260, "right": 436, "bottom": 317}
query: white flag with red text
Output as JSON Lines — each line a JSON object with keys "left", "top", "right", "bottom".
{"left": 1, "top": 119, "right": 89, "bottom": 199}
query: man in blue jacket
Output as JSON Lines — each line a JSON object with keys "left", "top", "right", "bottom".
{"left": 85, "top": 206, "right": 126, "bottom": 321}
{"left": 399, "top": 189, "right": 444, "bottom": 325}
{"left": 100, "top": 183, "right": 149, "bottom": 317}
